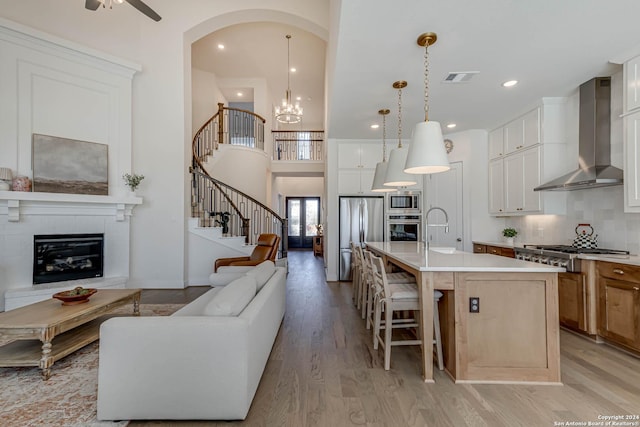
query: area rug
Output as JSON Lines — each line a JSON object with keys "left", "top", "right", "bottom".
{"left": 0, "top": 303, "right": 184, "bottom": 427}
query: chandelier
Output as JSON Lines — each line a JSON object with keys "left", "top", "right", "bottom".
{"left": 275, "top": 35, "right": 303, "bottom": 124}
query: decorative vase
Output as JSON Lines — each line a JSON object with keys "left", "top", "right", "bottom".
{"left": 0, "top": 180, "right": 10, "bottom": 191}
{"left": 12, "top": 176, "right": 31, "bottom": 192}
{"left": 505, "top": 237, "right": 514, "bottom": 246}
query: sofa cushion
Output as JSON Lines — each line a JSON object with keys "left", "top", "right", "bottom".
{"left": 203, "top": 275, "right": 257, "bottom": 316}
{"left": 246, "top": 261, "right": 276, "bottom": 291}
{"left": 208, "top": 271, "right": 246, "bottom": 286}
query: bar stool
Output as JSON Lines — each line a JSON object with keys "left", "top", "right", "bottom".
{"left": 362, "top": 250, "right": 414, "bottom": 328}
{"left": 370, "top": 254, "right": 444, "bottom": 371}
{"left": 350, "top": 242, "right": 362, "bottom": 306}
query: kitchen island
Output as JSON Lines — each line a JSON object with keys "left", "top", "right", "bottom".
{"left": 366, "top": 241, "right": 564, "bottom": 384}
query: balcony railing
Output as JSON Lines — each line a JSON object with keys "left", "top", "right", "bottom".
{"left": 272, "top": 130, "right": 324, "bottom": 161}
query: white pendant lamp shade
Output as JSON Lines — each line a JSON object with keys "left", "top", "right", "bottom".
{"left": 404, "top": 31, "right": 450, "bottom": 175}
{"left": 371, "top": 161, "right": 395, "bottom": 192}
{"left": 384, "top": 146, "right": 417, "bottom": 187}
{"left": 404, "top": 120, "right": 450, "bottom": 174}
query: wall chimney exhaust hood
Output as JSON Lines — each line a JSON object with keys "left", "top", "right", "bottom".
{"left": 534, "top": 77, "right": 623, "bottom": 191}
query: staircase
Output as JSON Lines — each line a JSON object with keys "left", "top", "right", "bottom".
{"left": 191, "top": 103, "right": 288, "bottom": 259}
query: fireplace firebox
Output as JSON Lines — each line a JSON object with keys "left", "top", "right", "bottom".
{"left": 33, "top": 234, "right": 104, "bottom": 285}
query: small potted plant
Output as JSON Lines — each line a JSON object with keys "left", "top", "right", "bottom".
{"left": 123, "top": 173, "right": 144, "bottom": 194}
{"left": 502, "top": 227, "right": 518, "bottom": 245}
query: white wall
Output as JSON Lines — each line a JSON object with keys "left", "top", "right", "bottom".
{"left": 0, "top": 1, "right": 329, "bottom": 289}
{"left": 192, "top": 68, "right": 226, "bottom": 136}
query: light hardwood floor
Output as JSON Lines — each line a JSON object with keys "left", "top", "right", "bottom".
{"left": 131, "top": 250, "right": 640, "bottom": 426}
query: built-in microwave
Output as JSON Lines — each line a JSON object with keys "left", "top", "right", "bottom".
{"left": 386, "top": 191, "right": 421, "bottom": 213}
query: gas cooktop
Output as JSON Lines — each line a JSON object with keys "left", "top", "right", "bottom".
{"left": 524, "top": 245, "right": 630, "bottom": 255}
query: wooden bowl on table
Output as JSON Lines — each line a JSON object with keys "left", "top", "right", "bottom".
{"left": 52, "top": 287, "right": 97, "bottom": 305}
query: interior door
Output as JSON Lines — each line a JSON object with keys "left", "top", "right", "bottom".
{"left": 287, "top": 197, "right": 320, "bottom": 249}
{"left": 425, "top": 161, "right": 464, "bottom": 250}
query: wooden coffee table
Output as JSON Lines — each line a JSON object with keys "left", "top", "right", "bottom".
{"left": 0, "top": 288, "right": 141, "bottom": 380}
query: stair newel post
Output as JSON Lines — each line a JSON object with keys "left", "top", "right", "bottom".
{"left": 217, "top": 102, "right": 225, "bottom": 146}
{"left": 281, "top": 218, "right": 288, "bottom": 258}
{"left": 241, "top": 218, "right": 250, "bottom": 244}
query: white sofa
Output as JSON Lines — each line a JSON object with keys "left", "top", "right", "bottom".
{"left": 97, "top": 262, "right": 286, "bottom": 421}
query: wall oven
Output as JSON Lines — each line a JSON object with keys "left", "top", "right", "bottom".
{"left": 387, "top": 214, "right": 422, "bottom": 242}
{"left": 386, "top": 191, "right": 421, "bottom": 214}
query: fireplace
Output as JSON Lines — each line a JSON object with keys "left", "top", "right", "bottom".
{"left": 33, "top": 234, "right": 104, "bottom": 285}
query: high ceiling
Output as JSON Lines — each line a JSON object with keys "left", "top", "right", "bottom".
{"left": 192, "top": 0, "right": 640, "bottom": 140}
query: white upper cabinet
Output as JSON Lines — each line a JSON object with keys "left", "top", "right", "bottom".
{"left": 504, "top": 119, "right": 524, "bottom": 154}
{"left": 488, "top": 100, "right": 566, "bottom": 216}
{"left": 626, "top": 55, "right": 640, "bottom": 113}
{"left": 488, "top": 128, "right": 504, "bottom": 159}
{"left": 624, "top": 56, "right": 640, "bottom": 212}
{"left": 338, "top": 141, "right": 382, "bottom": 169}
{"left": 337, "top": 141, "right": 385, "bottom": 195}
{"left": 624, "top": 109, "right": 640, "bottom": 211}
{"left": 504, "top": 108, "right": 540, "bottom": 155}
{"left": 488, "top": 159, "right": 504, "bottom": 214}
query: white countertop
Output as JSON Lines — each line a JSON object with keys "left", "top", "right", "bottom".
{"left": 577, "top": 253, "right": 640, "bottom": 266}
{"left": 366, "top": 241, "right": 565, "bottom": 272}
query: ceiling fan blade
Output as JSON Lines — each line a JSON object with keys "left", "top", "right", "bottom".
{"left": 85, "top": 0, "right": 101, "bottom": 11}
{"left": 125, "top": 0, "right": 162, "bottom": 21}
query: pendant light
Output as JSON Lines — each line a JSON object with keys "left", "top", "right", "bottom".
{"left": 404, "top": 32, "right": 450, "bottom": 174}
{"left": 371, "top": 109, "right": 396, "bottom": 192}
{"left": 384, "top": 81, "right": 418, "bottom": 187}
{"left": 275, "top": 34, "right": 303, "bottom": 124}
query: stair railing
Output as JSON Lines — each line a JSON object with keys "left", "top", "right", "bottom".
{"left": 191, "top": 104, "right": 287, "bottom": 258}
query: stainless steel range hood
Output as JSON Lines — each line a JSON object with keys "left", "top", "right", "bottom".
{"left": 534, "top": 77, "right": 623, "bottom": 191}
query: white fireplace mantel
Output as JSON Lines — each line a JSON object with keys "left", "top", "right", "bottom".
{"left": 0, "top": 191, "right": 143, "bottom": 222}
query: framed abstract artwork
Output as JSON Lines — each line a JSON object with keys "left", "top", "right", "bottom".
{"left": 32, "top": 134, "right": 108, "bottom": 195}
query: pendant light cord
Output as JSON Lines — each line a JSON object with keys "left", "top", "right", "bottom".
{"left": 424, "top": 41, "right": 430, "bottom": 122}
{"left": 286, "top": 35, "right": 292, "bottom": 103}
{"left": 382, "top": 113, "right": 387, "bottom": 161}
{"left": 397, "top": 86, "right": 403, "bottom": 148}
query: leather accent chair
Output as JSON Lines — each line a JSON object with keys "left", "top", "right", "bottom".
{"left": 214, "top": 234, "right": 280, "bottom": 272}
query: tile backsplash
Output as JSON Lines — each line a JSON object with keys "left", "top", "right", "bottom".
{"left": 506, "top": 186, "right": 640, "bottom": 254}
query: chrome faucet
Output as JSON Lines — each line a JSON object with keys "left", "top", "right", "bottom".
{"left": 425, "top": 206, "right": 449, "bottom": 249}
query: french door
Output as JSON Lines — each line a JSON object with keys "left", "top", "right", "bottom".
{"left": 286, "top": 197, "right": 320, "bottom": 249}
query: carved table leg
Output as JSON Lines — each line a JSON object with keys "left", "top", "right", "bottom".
{"left": 38, "top": 327, "right": 56, "bottom": 381}
{"left": 39, "top": 339, "right": 53, "bottom": 381}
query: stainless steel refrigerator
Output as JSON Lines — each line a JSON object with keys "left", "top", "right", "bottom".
{"left": 339, "top": 196, "right": 385, "bottom": 281}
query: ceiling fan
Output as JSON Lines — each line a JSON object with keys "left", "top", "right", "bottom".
{"left": 85, "top": 0, "right": 162, "bottom": 22}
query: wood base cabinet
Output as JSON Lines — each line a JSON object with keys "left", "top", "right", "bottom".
{"left": 597, "top": 262, "right": 640, "bottom": 353}
{"left": 558, "top": 272, "right": 587, "bottom": 332}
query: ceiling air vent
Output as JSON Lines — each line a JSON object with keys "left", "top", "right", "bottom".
{"left": 443, "top": 71, "right": 479, "bottom": 83}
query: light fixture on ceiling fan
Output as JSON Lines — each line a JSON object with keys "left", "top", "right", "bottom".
{"left": 383, "top": 80, "right": 417, "bottom": 187}
{"left": 85, "top": 0, "right": 162, "bottom": 22}
{"left": 275, "top": 35, "right": 303, "bottom": 124}
{"left": 404, "top": 32, "right": 450, "bottom": 175}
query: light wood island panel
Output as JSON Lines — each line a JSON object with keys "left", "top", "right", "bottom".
{"left": 366, "top": 241, "right": 562, "bottom": 384}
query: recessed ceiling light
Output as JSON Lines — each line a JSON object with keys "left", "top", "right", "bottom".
{"left": 290, "top": 67, "right": 296, "bottom": 73}
{"left": 446, "top": 123, "right": 457, "bottom": 129}
{"left": 371, "top": 124, "right": 380, "bottom": 129}
{"left": 502, "top": 80, "right": 518, "bottom": 88}
{"left": 237, "top": 92, "right": 243, "bottom": 97}
{"left": 217, "top": 44, "right": 225, "bottom": 50}
{"left": 296, "top": 96, "right": 302, "bottom": 101}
